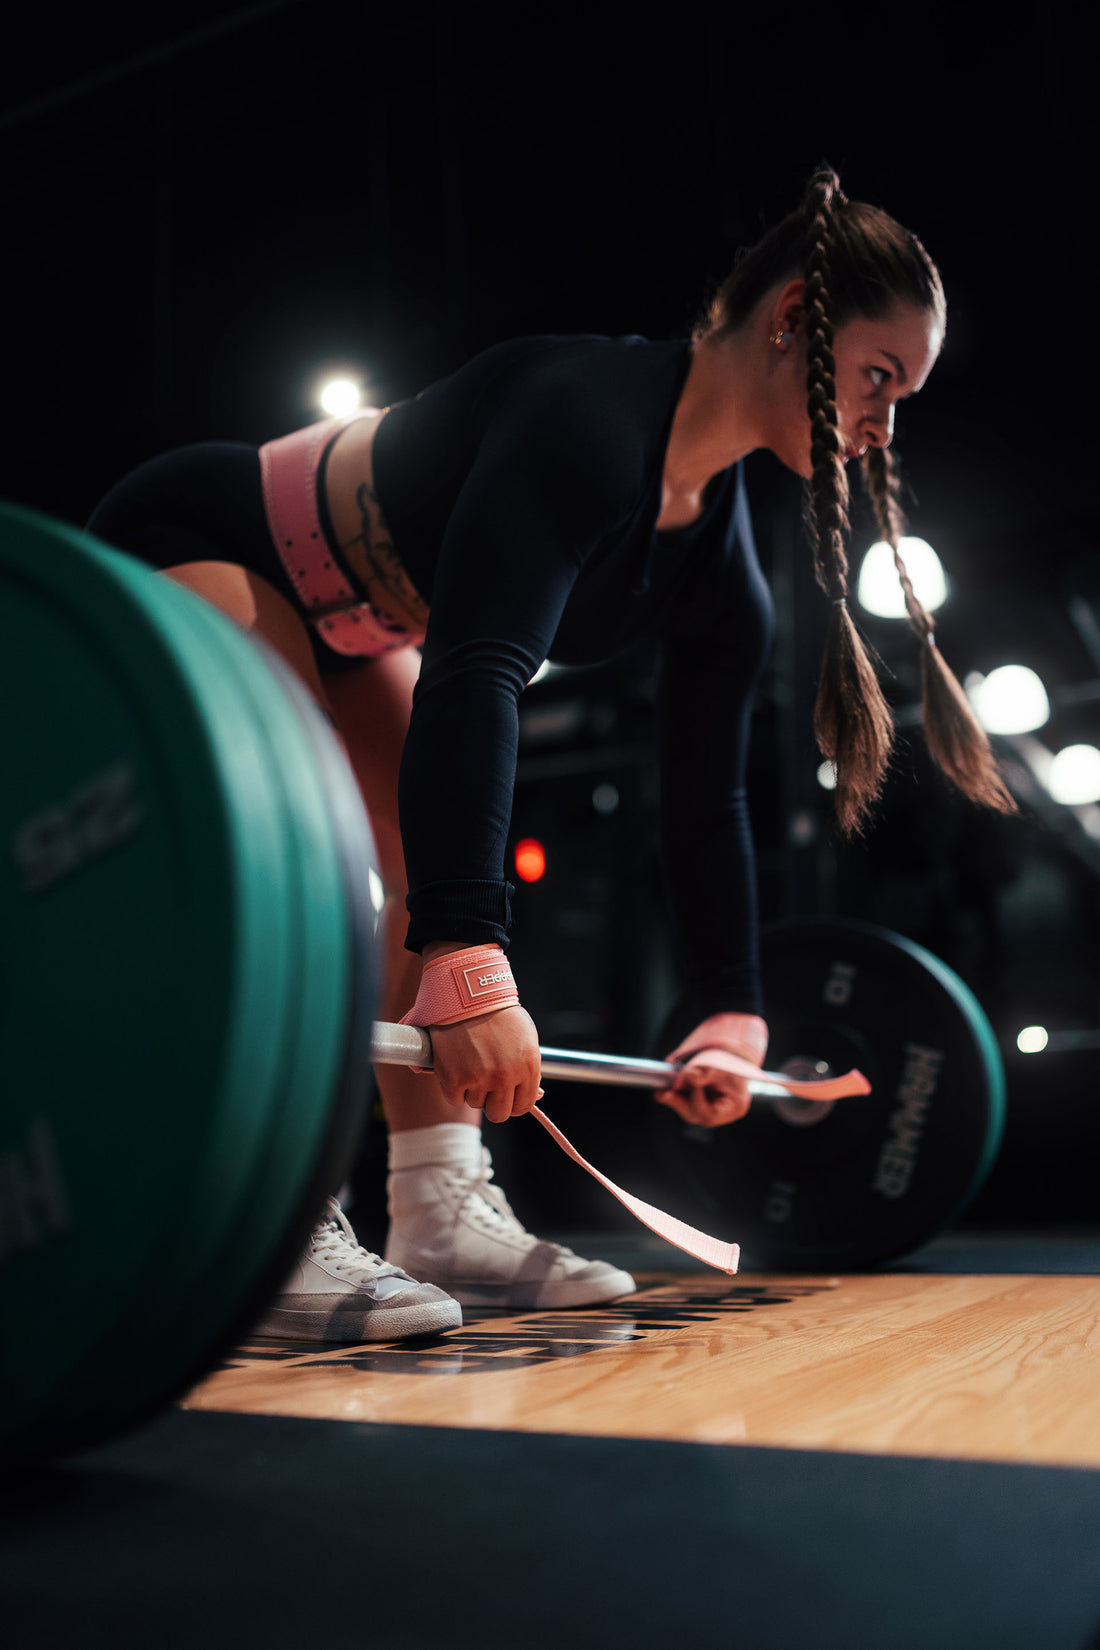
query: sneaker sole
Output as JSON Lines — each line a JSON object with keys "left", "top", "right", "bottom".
{"left": 443, "top": 1269, "right": 637, "bottom": 1310}
{"left": 251, "top": 1294, "right": 462, "bottom": 1342}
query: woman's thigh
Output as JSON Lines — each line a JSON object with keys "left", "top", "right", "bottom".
{"left": 161, "top": 561, "right": 337, "bottom": 713}
{"left": 160, "top": 562, "right": 418, "bottom": 898}
{"left": 159, "top": 560, "right": 420, "bottom": 906}
{"left": 321, "top": 646, "right": 421, "bottom": 894}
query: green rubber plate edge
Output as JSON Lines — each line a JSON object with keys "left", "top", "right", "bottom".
{"left": 765, "top": 916, "right": 1007, "bottom": 1222}
{"left": 187, "top": 636, "right": 380, "bottom": 1370}
{"left": 0, "top": 504, "right": 298, "bottom": 1452}
{"left": 130, "top": 576, "right": 353, "bottom": 1343}
{"left": 31, "top": 541, "right": 355, "bottom": 1456}
{"left": 58, "top": 558, "right": 316, "bottom": 1346}
{"left": 0, "top": 505, "right": 295, "bottom": 1440}
{"left": 43, "top": 547, "right": 360, "bottom": 1452}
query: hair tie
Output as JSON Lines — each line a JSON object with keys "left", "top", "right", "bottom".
{"left": 833, "top": 597, "right": 848, "bottom": 609}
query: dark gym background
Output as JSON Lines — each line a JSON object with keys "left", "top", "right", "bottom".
{"left": 3, "top": 0, "right": 1096, "bottom": 1240}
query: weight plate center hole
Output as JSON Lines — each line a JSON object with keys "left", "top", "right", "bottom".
{"left": 774, "top": 1056, "right": 837, "bottom": 1129}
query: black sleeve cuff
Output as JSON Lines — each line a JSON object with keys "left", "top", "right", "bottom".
{"left": 404, "top": 879, "right": 517, "bottom": 956}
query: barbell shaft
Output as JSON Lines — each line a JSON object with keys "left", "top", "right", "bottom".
{"left": 368, "top": 1020, "right": 806, "bottom": 1100}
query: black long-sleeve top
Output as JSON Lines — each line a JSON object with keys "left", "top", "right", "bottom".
{"left": 371, "top": 333, "right": 775, "bottom": 1017}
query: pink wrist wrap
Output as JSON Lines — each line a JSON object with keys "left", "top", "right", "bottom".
{"left": 401, "top": 946, "right": 519, "bottom": 1029}
{"left": 671, "top": 1012, "right": 770, "bottom": 1068}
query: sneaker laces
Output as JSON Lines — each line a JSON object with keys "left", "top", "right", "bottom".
{"left": 310, "top": 1196, "right": 398, "bottom": 1279}
{"left": 459, "top": 1148, "right": 576, "bottom": 1257}
{"left": 464, "top": 1147, "right": 519, "bottom": 1228}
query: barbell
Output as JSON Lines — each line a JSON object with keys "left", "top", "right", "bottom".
{"left": 369, "top": 1020, "right": 861, "bottom": 1103}
{"left": 0, "top": 502, "right": 1006, "bottom": 1467}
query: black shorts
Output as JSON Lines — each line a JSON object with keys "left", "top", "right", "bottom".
{"left": 84, "top": 441, "right": 368, "bottom": 676}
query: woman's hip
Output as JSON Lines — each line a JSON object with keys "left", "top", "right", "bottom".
{"left": 84, "top": 441, "right": 400, "bottom": 676}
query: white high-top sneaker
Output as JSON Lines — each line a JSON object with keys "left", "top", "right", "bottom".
{"left": 252, "top": 1195, "right": 462, "bottom": 1341}
{"left": 385, "top": 1137, "right": 637, "bottom": 1310}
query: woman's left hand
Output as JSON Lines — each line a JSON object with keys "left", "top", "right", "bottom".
{"left": 654, "top": 1012, "right": 769, "bottom": 1128}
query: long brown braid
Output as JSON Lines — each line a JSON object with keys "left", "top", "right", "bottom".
{"left": 861, "top": 446, "right": 1016, "bottom": 814}
{"left": 802, "top": 170, "right": 895, "bottom": 834}
{"left": 697, "top": 164, "right": 1016, "bottom": 831}
{"left": 861, "top": 447, "right": 929, "bottom": 638}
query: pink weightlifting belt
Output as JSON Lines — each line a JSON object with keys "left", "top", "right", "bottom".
{"left": 258, "top": 413, "right": 427, "bottom": 658}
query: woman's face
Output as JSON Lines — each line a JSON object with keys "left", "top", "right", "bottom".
{"left": 776, "top": 297, "right": 943, "bottom": 478}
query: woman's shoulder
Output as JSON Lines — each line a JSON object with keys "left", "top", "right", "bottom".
{"left": 471, "top": 333, "right": 692, "bottom": 463}
{"left": 376, "top": 333, "right": 693, "bottom": 529}
{"left": 391, "top": 332, "right": 689, "bottom": 430}
{"left": 419, "top": 331, "right": 679, "bottom": 402}
{"left": 470, "top": 331, "right": 687, "bottom": 393}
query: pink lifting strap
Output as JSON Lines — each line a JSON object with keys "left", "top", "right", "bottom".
{"left": 531, "top": 1106, "right": 740, "bottom": 1273}
{"left": 258, "top": 413, "right": 426, "bottom": 658}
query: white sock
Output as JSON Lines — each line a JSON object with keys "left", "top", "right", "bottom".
{"left": 387, "top": 1123, "right": 482, "bottom": 1175}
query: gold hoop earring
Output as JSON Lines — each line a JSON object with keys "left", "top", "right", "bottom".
{"left": 771, "top": 329, "right": 792, "bottom": 349}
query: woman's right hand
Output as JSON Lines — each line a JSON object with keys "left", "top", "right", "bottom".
{"left": 428, "top": 1005, "right": 544, "bottom": 1124}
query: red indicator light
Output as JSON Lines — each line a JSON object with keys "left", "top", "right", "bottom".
{"left": 514, "top": 838, "right": 546, "bottom": 882}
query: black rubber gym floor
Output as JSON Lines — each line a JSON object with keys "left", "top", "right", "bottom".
{"left": 4, "top": 1232, "right": 1100, "bottom": 1650}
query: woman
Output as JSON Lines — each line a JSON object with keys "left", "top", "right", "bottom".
{"left": 86, "top": 166, "right": 1014, "bottom": 1342}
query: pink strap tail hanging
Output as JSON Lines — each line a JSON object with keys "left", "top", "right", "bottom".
{"left": 531, "top": 1105, "right": 741, "bottom": 1274}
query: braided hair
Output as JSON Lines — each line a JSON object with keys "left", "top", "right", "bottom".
{"left": 700, "top": 165, "right": 1015, "bottom": 834}
{"left": 860, "top": 442, "right": 1015, "bottom": 824}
